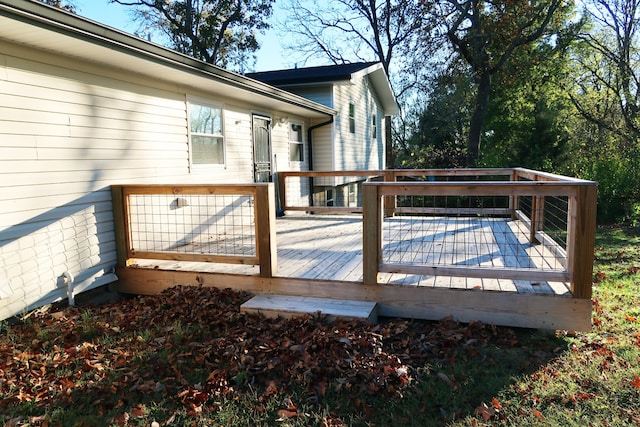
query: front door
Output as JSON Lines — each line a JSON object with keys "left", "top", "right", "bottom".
{"left": 252, "top": 115, "right": 272, "bottom": 182}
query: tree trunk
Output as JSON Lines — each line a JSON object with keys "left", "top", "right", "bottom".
{"left": 467, "top": 70, "right": 491, "bottom": 166}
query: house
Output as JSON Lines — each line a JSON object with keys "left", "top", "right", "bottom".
{"left": 248, "top": 64, "right": 399, "bottom": 207}
{"left": 0, "top": 0, "right": 396, "bottom": 320}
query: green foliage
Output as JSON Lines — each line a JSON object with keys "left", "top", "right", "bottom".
{"left": 480, "top": 39, "right": 575, "bottom": 171}
{"left": 112, "top": 0, "right": 275, "bottom": 71}
{"left": 396, "top": 64, "right": 471, "bottom": 169}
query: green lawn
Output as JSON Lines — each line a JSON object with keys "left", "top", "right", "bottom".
{"left": 1, "top": 226, "right": 639, "bottom": 426}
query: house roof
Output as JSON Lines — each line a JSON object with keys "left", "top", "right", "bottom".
{"left": 247, "top": 62, "right": 400, "bottom": 116}
{"left": 0, "top": 0, "right": 335, "bottom": 119}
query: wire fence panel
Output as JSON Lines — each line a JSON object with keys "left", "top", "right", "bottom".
{"left": 127, "top": 193, "right": 256, "bottom": 257}
{"left": 381, "top": 201, "right": 566, "bottom": 273}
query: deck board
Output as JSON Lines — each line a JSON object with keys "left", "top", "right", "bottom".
{"left": 132, "top": 214, "right": 571, "bottom": 296}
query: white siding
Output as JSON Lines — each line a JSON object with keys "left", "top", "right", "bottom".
{"left": 287, "top": 86, "right": 333, "bottom": 108}
{"left": 0, "top": 44, "right": 300, "bottom": 320}
{"left": 329, "top": 76, "right": 384, "bottom": 187}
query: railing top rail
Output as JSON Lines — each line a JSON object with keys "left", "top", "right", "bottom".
{"left": 389, "top": 168, "right": 514, "bottom": 177}
{"left": 278, "top": 168, "right": 597, "bottom": 185}
{"left": 278, "top": 170, "right": 384, "bottom": 177}
{"left": 513, "top": 167, "right": 597, "bottom": 184}
{"left": 364, "top": 180, "right": 592, "bottom": 197}
{"left": 117, "top": 183, "right": 269, "bottom": 196}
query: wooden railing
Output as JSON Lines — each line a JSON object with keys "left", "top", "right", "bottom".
{"left": 111, "top": 184, "right": 277, "bottom": 277}
{"left": 279, "top": 168, "right": 597, "bottom": 299}
{"left": 112, "top": 169, "right": 597, "bottom": 300}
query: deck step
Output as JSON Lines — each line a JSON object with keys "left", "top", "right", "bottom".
{"left": 240, "top": 294, "right": 378, "bottom": 323}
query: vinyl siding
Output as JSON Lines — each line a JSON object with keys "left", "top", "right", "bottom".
{"left": 0, "top": 43, "right": 301, "bottom": 320}
{"left": 330, "top": 76, "right": 384, "bottom": 186}
{"left": 285, "top": 85, "right": 333, "bottom": 109}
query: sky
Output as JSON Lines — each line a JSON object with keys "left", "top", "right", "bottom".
{"left": 74, "top": 0, "right": 289, "bottom": 71}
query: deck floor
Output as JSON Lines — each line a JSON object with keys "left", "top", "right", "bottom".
{"left": 132, "top": 214, "right": 571, "bottom": 296}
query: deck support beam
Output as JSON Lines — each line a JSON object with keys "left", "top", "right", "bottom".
{"left": 116, "top": 268, "right": 592, "bottom": 331}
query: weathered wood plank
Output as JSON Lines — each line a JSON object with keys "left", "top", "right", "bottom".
{"left": 115, "top": 267, "right": 591, "bottom": 331}
{"left": 240, "top": 294, "right": 377, "bottom": 322}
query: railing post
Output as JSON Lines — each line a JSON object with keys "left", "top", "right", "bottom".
{"left": 383, "top": 170, "right": 396, "bottom": 217}
{"left": 566, "top": 184, "right": 598, "bottom": 299}
{"left": 111, "top": 185, "right": 129, "bottom": 268}
{"left": 276, "top": 171, "right": 286, "bottom": 213}
{"left": 363, "top": 183, "right": 382, "bottom": 286}
{"left": 255, "top": 184, "right": 278, "bottom": 278}
{"left": 510, "top": 169, "right": 518, "bottom": 219}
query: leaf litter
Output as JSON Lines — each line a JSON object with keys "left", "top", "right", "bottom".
{"left": 0, "top": 285, "right": 527, "bottom": 424}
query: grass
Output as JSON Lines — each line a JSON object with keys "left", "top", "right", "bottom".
{"left": 0, "top": 226, "right": 639, "bottom": 426}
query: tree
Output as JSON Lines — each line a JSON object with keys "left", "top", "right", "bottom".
{"left": 111, "top": 0, "right": 275, "bottom": 71}
{"left": 280, "top": 0, "right": 430, "bottom": 75}
{"left": 437, "top": 0, "right": 568, "bottom": 165}
{"left": 280, "top": 0, "right": 438, "bottom": 168}
{"left": 481, "top": 26, "right": 578, "bottom": 171}
{"left": 567, "top": 0, "right": 640, "bottom": 221}
{"left": 396, "top": 62, "right": 472, "bottom": 169}
{"left": 571, "top": 0, "right": 640, "bottom": 142}
{"left": 40, "top": 0, "right": 77, "bottom": 13}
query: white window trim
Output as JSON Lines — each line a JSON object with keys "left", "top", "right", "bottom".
{"left": 288, "top": 121, "right": 305, "bottom": 164}
{"left": 348, "top": 102, "right": 355, "bottom": 134}
{"left": 372, "top": 112, "right": 378, "bottom": 140}
{"left": 187, "top": 96, "right": 226, "bottom": 171}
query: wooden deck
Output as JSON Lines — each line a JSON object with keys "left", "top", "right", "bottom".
{"left": 113, "top": 169, "right": 596, "bottom": 331}
{"left": 129, "top": 214, "right": 571, "bottom": 296}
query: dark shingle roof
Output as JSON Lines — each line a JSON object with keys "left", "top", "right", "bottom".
{"left": 246, "top": 62, "right": 379, "bottom": 86}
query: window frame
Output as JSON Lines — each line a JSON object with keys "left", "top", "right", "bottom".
{"left": 372, "top": 113, "right": 377, "bottom": 139}
{"left": 288, "top": 122, "right": 305, "bottom": 163}
{"left": 187, "top": 97, "right": 226, "bottom": 169}
{"left": 348, "top": 102, "right": 355, "bottom": 134}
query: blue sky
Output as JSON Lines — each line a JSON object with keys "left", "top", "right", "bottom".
{"left": 74, "top": 0, "right": 287, "bottom": 71}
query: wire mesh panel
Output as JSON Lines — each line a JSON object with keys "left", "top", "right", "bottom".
{"left": 381, "top": 201, "right": 566, "bottom": 273}
{"left": 127, "top": 193, "right": 256, "bottom": 257}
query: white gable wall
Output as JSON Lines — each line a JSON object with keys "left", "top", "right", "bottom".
{"left": 0, "top": 42, "right": 308, "bottom": 320}
{"left": 331, "top": 76, "right": 384, "bottom": 187}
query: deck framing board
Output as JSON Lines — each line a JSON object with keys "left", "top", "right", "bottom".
{"left": 115, "top": 267, "right": 591, "bottom": 331}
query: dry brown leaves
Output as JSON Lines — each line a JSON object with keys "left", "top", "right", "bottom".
{"left": 0, "top": 285, "right": 520, "bottom": 421}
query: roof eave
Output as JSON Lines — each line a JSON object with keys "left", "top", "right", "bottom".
{"left": 0, "top": 0, "right": 335, "bottom": 118}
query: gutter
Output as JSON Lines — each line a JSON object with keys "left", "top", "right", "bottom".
{"left": 307, "top": 117, "right": 334, "bottom": 207}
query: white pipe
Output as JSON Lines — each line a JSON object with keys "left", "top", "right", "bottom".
{"left": 62, "top": 271, "right": 75, "bottom": 306}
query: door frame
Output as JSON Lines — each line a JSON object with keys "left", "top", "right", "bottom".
{"left": 252, "top": 114, "right": 273, "bottom": 183}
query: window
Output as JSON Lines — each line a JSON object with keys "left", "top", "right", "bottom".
{"left": 348, "top": 102, "right": 355, "bottom": 133}
{"left": 189, "top": 101, "right": 224, "bottom": 165}
{"left": 372, "top": 114, "right": 377, "bottom": 139}
{"left": 289, "top": 123, "right": 304, "bottom": 162}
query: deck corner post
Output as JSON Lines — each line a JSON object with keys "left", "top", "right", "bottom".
{"left": 255, "top": 184, "right": 278, "bottom": 278}
{"left": 567, "top": 184, "right": 598, "bottom": 299}
{"left": 111, "top": 185, "right": 129, "bottom": 268}
{"left": 363, "top": 183, "right": 381, "bottom": 286}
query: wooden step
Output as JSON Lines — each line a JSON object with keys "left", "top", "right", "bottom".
{"left": 240, "top": 294, "right": 378, "bottom": 323}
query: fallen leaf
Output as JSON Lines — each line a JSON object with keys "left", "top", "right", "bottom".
{"left": 475, "top": 402, "right": 495, "bottom": 420}
{"left": 491, "top": 397, "right": 502, "bottom": 411}
{"left": 630, "top": 374, "right": 640, "bottom": 389}
{"left": 532, "top": 409, "right": 543, "bottom": 420}
{"left": 277, "top": 409, "right": 298, "bottom": 419}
